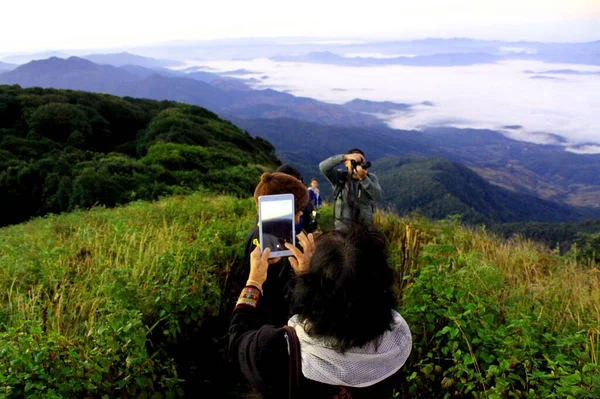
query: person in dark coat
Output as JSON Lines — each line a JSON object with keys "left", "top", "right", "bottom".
{"left": 230, "top": 224, "right": 412, "bottom": 398}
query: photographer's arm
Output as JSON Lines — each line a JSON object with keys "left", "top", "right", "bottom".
{"left": 360, "top": 172, "right": 383, "bottom": 201}
{"left": 319, "top": 154, "right": 346, "bottom": 184}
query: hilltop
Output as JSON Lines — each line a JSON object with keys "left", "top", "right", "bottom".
{"left": 0, "top": 192, "right": 597, "bottom": 397}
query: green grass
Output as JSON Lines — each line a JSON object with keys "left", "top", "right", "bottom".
{"left": 0, "top": 194, "right": 598, "bottom": 398}
{"left": 0, "top": 193, "right": 256, "bottom": 398}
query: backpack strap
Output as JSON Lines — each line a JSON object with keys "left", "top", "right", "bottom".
{"left": 283, "top": 325, "right": 302, "bottom": 399}
{"left": 333, "top": 173, "right": 346, "bottom": 201}
{"left": 332, "top": 172, "right": 350, "bottom": 225}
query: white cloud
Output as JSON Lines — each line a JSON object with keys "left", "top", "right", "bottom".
{"left": 189, "top": 58, "right": 600, "bottom": 147}
{"left": 566, "top": 145, "right": 600, "bottom": 154}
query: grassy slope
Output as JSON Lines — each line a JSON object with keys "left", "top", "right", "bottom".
{"left": 0, "top": 193, "right": 598, "bottom": 397}
{"left": 0, "top": 193, "right": 256, "bottom": 397}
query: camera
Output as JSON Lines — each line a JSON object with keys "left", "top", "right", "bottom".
{"left": 350, "top": 160, "right": 371, "bottom": 171}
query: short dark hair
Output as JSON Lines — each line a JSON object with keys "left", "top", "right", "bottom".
{"left": 310, "top": 178, "right": 318, "bottom": 183}
{"left": 346, "top": 148, "right": 365, "bottom": 157}
{"left": 292, "top": 224, "right": 396, "bottom": 352}
{"left": 276, "top": 164, "right": 303, "bottom": 183}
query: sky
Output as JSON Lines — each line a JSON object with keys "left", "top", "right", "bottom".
{"left": 1, "top": 0, "right": 599, "bottom": 54}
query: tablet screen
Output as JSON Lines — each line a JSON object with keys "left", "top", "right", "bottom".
{"left": 259, "top": 196, "right": 294, "bottom": 255}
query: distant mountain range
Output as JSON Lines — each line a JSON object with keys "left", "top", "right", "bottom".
{"left": 0, "top": 57, "right": 382, "bottom": 127}
{"left": 93, "top": 38, "right": 597, "bottom": 66}
{"left": 271, "top": 51, "right": 503, "bottom": 66}
{"left": 5, "top": 38, "right": 598, "bottom": 66}
{"left": 232, "top": 118, "right": 600, "bottom": 209}
{"left": 267, "top": 40, "right": 600, "bottom": 67}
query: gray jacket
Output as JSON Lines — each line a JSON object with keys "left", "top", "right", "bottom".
{"left": 319, "top": 154, "right": 382, "bottom": 228}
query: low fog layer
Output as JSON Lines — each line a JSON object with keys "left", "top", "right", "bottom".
{"left": 184, "top": 58, "right": 600, "bottom": 153}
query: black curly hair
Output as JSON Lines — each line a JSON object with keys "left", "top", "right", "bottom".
{"left": 292, "top": 223, "right": 396, "bottom": 352}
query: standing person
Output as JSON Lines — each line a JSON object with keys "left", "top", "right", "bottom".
{"left": 319, "top": 149, "right": 382, "bottom": 229}
{"left": 229, "top": 225, "right": 412, "bottom": 398}
{"left": 308, "top": 178, "right": 322, "bottom": 209}
{"left": 307, "top": 178, "right": 322, "bottom": 232}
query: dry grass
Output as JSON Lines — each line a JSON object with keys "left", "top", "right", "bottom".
{"left": 0, "top": 194, "right": 256, "bottom": 339}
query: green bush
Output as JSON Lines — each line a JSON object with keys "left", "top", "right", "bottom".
{"left": 387, "top": 219, "right": 600, "bottom": 398}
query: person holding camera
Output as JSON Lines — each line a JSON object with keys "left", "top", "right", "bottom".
{"left": 319, "top": 149, "right": 382, "bottom": 228}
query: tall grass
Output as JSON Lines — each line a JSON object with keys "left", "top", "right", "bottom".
{"left": 376, "top": 211, "right": 600, "bottom": 397}
{"left": 0, "top": 193, "right": 256, "bottom": 398}
{"left": 0, "top": 195, "right": 598, "bottom": 397}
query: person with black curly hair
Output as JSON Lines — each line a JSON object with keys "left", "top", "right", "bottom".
{"left": 229, "top": 224, "right": 412, "bottom": 398}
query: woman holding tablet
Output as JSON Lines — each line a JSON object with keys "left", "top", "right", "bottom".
{"left": 239, "top": 172, "right": 309, "bottom": 326}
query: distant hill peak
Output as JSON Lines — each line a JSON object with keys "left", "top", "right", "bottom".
{"left": 83, "top": 52, "right": 181, "bottom": 68}
{"left": 8, "top": 56, "right": 128, "bottom": 75}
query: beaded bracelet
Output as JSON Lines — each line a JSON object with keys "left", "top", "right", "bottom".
{"left": 246, "top": 279, "right": 263, "bottom": 293}
{"left": 235, "top": 286, "right": 261, "bottom": 308}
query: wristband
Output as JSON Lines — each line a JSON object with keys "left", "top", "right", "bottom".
{"left": 246, "top": 279, "right": 263, "bottom": 293}
{"left": 235, "top": 286, "right": 261, "bottom": 309}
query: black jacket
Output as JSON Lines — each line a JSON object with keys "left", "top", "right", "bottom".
{"left": 229, "top": 305, "right": 405, "bottom": 399}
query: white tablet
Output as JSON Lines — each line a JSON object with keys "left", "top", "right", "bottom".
{"left": 258, "top": 194, "right": 295, "bottom": 258}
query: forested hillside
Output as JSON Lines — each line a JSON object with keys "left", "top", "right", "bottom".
{"left": 375, "top": 157, "right": 600, "bottom": 224}
{"left": 491, "top": 219, "right": 600, "bottom": 254}
{"left": 0, "top": 85, "right": 279, "bottom": 226}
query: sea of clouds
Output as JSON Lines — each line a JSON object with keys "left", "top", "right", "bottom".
{"left": 182, "top": 58, "right": 600, "bottom": 153}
